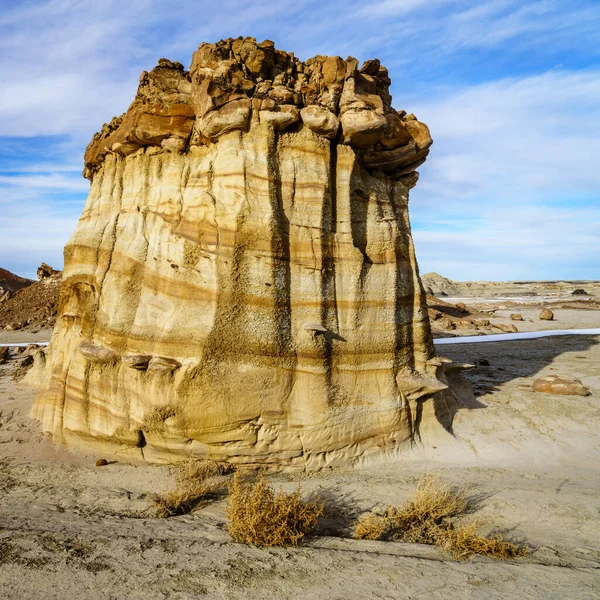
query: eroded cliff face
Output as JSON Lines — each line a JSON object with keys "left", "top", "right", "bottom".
{"left": 31, "top": 38, "right": 452, "bottom": 470}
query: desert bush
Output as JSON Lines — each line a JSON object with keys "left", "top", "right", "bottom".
{"left": 226, "top": 472, "right": 324, "bottom": 547}
{"left": 354, "top": 512, "right": 389, "bottom": 541}
{"left": 437, "top": 521, "right": 526, "bottom": 560}
{"left": 354, "top": 476, "right": 527, "bottom": 559}
{"left": 153, "top": 458, "right": 228, "bottom": 518}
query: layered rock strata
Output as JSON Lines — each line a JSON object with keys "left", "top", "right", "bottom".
{"left": 31, "top": 38, "right": 450, "bottom": 470}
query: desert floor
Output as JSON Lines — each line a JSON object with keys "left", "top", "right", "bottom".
{"left": 1, "top": 320, "right": 600, "bottom": 598}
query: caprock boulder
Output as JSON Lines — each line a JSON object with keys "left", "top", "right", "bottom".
{"left": 31, "top": 37, "right": 456, "bottom": 470}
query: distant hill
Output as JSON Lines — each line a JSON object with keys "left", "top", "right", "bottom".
{"left": 420, "top": 272, "right": 600, "bottom": 298}
{"left": 0, "top": 267, "right": 34, "bottom": 296}
{"left": 0, "top": 264, "right": 61, "bottom": 330}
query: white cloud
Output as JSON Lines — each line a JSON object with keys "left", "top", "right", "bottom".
{"left": 0, "top": 174, "right": 88, "bottom": 192}
{"left": 409, "top": 68, "right": 600, "bottom": 280}
{"left": 411, "top": 69, "right": 600, "bottom": 203}
{"left": 414, "top": 205, "right": 600, "bottom": 281}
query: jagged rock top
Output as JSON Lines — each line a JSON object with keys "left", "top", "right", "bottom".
{"left": 84, "top": 37, "right": 432, "bottom": 182}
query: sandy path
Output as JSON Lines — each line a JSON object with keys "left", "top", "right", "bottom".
{"left": 1, "top": 335, "right": 600, "bottom": 598}
{"left": 0, "top": 328, "right": 53, "bottom": 345}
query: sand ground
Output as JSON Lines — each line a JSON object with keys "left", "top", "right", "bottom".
{"left": 479, "top": 305, "right": 600, "bottom": 333}
{"left": 0, "top": 327, "right": 54, "bottom": 345}
{"left": 1, "top": 326, "right": 600, "bottom": 598}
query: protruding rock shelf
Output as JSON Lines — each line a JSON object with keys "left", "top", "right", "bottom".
{"left": 31, "top": 37, "right": 449, "bottom": 470}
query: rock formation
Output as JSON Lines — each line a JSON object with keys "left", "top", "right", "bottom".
{"left": 31, "top": 37, "right": 453, "bottom": 470}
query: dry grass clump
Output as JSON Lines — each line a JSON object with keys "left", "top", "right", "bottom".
{"left": 438, "top": 521, "right": 526, "bottom": 560}
{"left": 354, "top": 476, "right": 527, "bottom": 560}
{"left": 226, "top": 472, "right": 324, "bottom": 547}
{"left": 153, "top": 458, "right": 229, "bottom": 518}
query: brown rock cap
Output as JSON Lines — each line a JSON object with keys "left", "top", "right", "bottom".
{"left": 84, "top": 37, "right": 432, "bottom": 184}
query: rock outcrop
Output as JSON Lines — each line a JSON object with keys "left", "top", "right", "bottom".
{"left": 31, "top": 38, "right": 452, "bottom": 470}
{"left": 37, "top": 263, "right": 60, "bottom": 280}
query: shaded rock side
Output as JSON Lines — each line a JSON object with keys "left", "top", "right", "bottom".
{"left": 31, "top": 38, "right": 448, "bottom": 471}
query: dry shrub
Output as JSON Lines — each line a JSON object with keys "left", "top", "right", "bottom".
{"left": 438, "top": 522, "right": 527, "bottom": 560}
{"left": 226, "top": 472, "right": 324, "bottom": 547}
{"left": 354, "top": 476, "right": 527, "bottom": 560}
{"left": 354, "top": 512, "right": 389, "bottom": 541}
{"left": 153, "top": 458, "right": 228, "bottom": 518}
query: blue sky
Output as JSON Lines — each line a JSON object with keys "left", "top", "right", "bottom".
{"left": 0, "top": 0, "right": 599, "bottom": 280}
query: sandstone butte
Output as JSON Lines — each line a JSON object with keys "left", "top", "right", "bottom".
{"left": 30, "top": 37, "right": 458, "bottom": 471}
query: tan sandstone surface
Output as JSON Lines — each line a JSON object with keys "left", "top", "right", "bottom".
{"left": 1, "top": 334, "right": 599, "bottom": 598}
{"left": 29, "top": 37, "right": 449, "bottom": 470}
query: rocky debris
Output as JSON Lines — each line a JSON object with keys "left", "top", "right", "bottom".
{"left": 37, "top": 263, "right": 59, "bottom": 280}
{"left": 426, "top": 296, "right": 496, "bottom": 336}
{"left": 12, "top": 352, "right": 35, "bottom": 381}
{"left": 532, "top": 375, "right": 591, "bottom": 396}
{"left": 438, "top": 317, "right": 456, "bottom": 330}
{"left": 95, "top": 458, "right": 108, "bottom": 467}
{"left": 539, "top": 309, "right": 554, "bottom": 321}
{"left": 510, "top": 313, "right": 524, "bottom": 321}
{"left": 427, "top": 296, "right": 478, "bottom": 320}
{"left": 0, "top": 267, "right": 61, "bottom": 331}
{"left": 31, "top": 38, "right": 452, "bottom": 471}
{"left": 83, "top": 37, "right": 431, "bottom": 185}
{"left": 0, "top": 347, "right": 10, "bottom": 364}
{"left": 494, "top": 323, "right": 518, "bottom": 333}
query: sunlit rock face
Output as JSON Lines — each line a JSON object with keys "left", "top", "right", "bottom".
{"left": 31, "top": 37, "right": 449, "bottom": 470}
